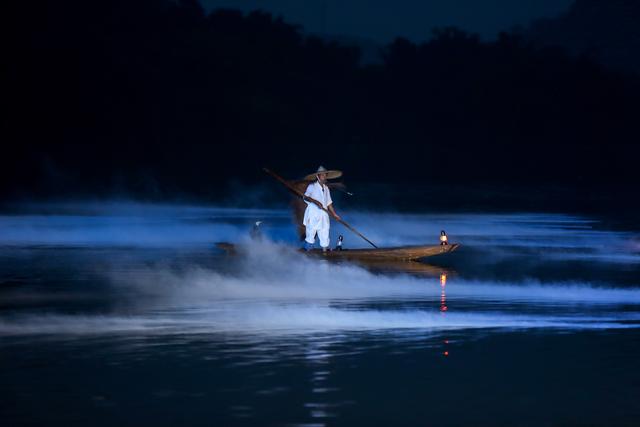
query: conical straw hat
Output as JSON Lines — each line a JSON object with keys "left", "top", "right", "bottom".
{"left": 304, "top": 165, "right": 342, "bottom": 181}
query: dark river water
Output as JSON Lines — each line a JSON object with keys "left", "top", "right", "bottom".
{"left": 1, "top": 203, "right": 639, "bottom": 426}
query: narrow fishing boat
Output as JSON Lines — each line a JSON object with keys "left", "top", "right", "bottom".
{"left": 217, "top": 168, "right": 461, "bottom": 262}
{"left": 216, "top": 242, "right": 459, "bottom": 261}
{"left": 305, "top": 242, "right": 459, "bottom": 260}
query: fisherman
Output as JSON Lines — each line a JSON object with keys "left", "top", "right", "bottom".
{"left": 303, "top": 166, "right": 342, "bottom": 251}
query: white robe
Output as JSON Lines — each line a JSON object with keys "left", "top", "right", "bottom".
{"left": 303, "top": 181, "right": 333, "bottom": 247}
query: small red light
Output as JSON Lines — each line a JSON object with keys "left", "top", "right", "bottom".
{"left": 444, "top": 351, "right": 449, "bottom": 356}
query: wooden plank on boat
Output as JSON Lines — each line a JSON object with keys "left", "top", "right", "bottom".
{"left": 304, "top": 243, "right": 459, "bottom": 260}
{"left": 215, "top": 242, "right": 459, "bottom": 261}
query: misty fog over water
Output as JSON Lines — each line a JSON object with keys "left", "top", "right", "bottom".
{"left": 1, "top": 202, "right": 639, "bottom": 426}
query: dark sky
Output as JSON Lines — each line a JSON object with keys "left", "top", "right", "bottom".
{"left": 201, "top": 0, "right": 574, "bottom": 42}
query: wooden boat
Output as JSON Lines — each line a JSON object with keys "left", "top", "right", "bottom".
{"left": 302, "top": 243, "right": 459, "bottom": 260}
{"left": 221, "top": 170, "right": 460, "bottom": 262}
{"left": 216, "top": 242, "right": 459, "bottom": 261}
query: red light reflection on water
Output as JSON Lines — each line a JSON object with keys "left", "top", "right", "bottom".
{"left": 440, "top": 273, "right": 448, "bottom": 312}
{"left": 441, "top": 274, "right": 449, "bottom": 357}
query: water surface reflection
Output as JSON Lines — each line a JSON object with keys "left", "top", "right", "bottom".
{"left": 1, "top": 205, "right": 640, "bottom": 426}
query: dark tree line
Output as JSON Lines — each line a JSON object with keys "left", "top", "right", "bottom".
{"left": 527, "top": 0, "right": 640, "bottom": 74}
{"left": 3, "top": 0, "right": 639, "bottom": 212}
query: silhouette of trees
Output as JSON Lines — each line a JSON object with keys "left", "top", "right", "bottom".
{"left": 2, "top": 0, "right": 639, "bottom": 212}
{"left": 527, "top": 0, "right": 640, "bottom": 73}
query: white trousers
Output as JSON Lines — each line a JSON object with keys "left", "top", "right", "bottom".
{"left": 305, "top": 225, "right": 330, "bottom": 248}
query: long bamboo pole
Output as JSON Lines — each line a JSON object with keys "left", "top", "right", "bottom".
{"left": 263, "top": 168, "right": 378, "bottom": 249}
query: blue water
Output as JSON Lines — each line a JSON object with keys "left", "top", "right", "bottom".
{"left": 1, "top": 203, "right": 639, "bottom": 426}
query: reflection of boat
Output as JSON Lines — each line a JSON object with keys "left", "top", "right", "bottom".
{"left": 342, "top": 259, "right": 455, "bottom": 276}
{"left": 216, "top": 242, "right": 459, "bottom": 261}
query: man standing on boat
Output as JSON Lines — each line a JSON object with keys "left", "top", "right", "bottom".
{"left": 303, "top": 166, "right": 342, "bottom": 251}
